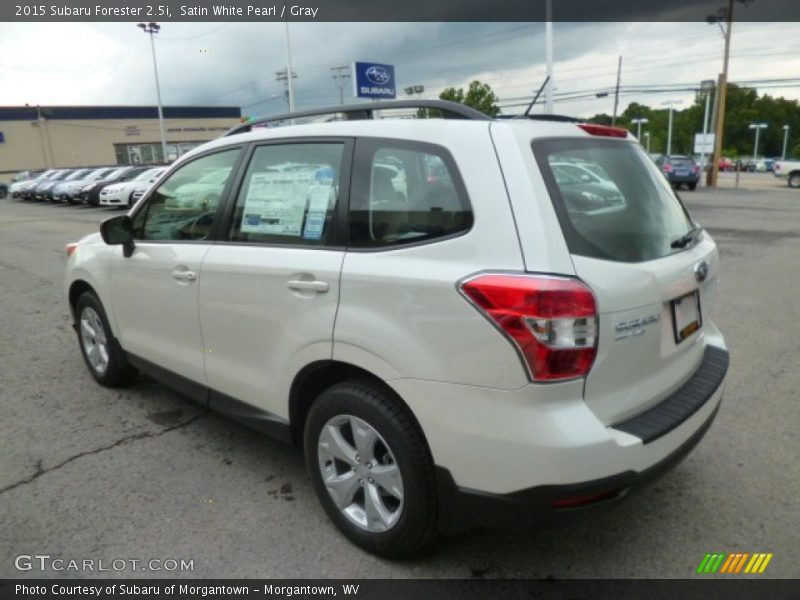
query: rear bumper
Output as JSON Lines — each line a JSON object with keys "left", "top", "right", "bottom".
{"left": 436, "top": 398, "right": 720, "bottom": 532}
{"left": 431, "top": 345, "right": 728, "bottom": 532}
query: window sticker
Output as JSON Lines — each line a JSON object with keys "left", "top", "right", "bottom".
{"left": 241, "top": 170, "right": 315, "bottom": 236}
{"left": 302, "top": 168, "right": 335, "bottom": 240}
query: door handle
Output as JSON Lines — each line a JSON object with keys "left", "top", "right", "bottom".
{"left": 173, "top": 269, "right": 197, "bottom": 282}
{"left": 287, "top": 280, "right": 329, "bottom": 293}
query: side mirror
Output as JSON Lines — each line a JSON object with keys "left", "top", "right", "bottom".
{"left": 100, "top": 215, "right": 135, "bottom": 258}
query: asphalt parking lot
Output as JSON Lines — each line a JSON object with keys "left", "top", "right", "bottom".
{"left": 1, "top": 174, "right": 798, "bottom": 579}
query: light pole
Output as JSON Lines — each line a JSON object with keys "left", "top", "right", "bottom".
{"left": 544, "top": 0, "right": 554, "bottom": 114}
{"left": 749, "top": 122, "right": 767, "bottom": 159}
{"left": 644, "top": 132, "right": 651, "bottom": 153}
{"left": 699, "top": 79, "right": 715, "bottom": 173}
{"left": 662, "top": 100, "right": 683, "bottom": 157}
{"left": 782, "top": 124, "right": 790, "bottom": 159}
{"left": 137, "top": 22, "right": 168, "bottom": 163}
{"left": 631, "top": 117, "right": 649, "bottom": 140}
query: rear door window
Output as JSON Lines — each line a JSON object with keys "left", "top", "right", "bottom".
{"left": 349, "top": 139, "right": 472, "bottom": 248}
{"left": 533, "top": 138, "right": 694, "bottom": 263}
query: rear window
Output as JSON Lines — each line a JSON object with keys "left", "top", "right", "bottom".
{"left": 667, "top": 157, "right": 695, "bottom": 168}
{"left": 533, "top": 138, "right": 693, "bottom": 263}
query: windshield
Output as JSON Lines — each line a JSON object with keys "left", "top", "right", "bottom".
{"left": 104, "top": 168, "right": 129, "bottom": 180}
{"left": 134, "top": 168, "right": 161, "bottom": 181}
{"left": 64, "top": 169, "right": 89, "bottom": 181}
{"left": 533, "top": 138, "right": 693, "bottom": 263}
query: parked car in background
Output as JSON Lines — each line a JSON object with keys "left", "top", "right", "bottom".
{"left": 55, "top": 167, "right": 116, "bottom": 204}
{"left": 29, "top": 169, "right": 70, "bottom": 200}
{"left": 718, "top": 157, "right": 734, "bottom": 172}
{"left": 655, "top": 155, "right": 701, "bottom": 190}
{"left": 773, "top": 159, "right": 800, "bottom": 188}
{"left": 65, "top": 103, "right": 728, "bottom": 556}
{"left": 46, "top": 169, "right": 93, "bottom": 201}
{"left": 35, "top": 169, "right": 79, "bottom": 201}
{"left": 764, "top": 158, "right": 775, "bottom": 172}
{"left": 128, "top": 167, "right": 168, "bottom": 206}
{"left": 9, "top": 170, "right": 46, "bottom": 198}
{"left": 18, "top": 170, "right": 58, "bottom": 199}
{"left": 0, "top": 182, "right": 7, "bottom": 199}
{"left": 80, "top": 166, "right": 151, "bottom": 206}
{"left": 99, "top": 167, "right": 167, "bottom": 208}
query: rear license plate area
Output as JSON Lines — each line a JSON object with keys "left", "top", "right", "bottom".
{"left": 671, "top": 290, "right": 702, "bottom": 344}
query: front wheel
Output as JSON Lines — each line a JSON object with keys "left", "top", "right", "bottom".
{"left": 75, "top": 292, "right": 138, "bottom": 387}
{"left": 304, "top": 382, "right": 438, "bottom": 557}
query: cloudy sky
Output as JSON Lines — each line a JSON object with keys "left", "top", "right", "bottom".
{"left": 2, "top": 21, "right": 799, "bottom": 118}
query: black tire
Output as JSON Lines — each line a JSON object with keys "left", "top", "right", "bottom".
{"left": 688, "top": 183, "right": 697, "bottom": 191}
{"left": 74, "top": 292, "right": 138, "bottom": 387}
{"left": 788, "top": 173, "right": 800, "bottom": 189}
{"left": 304, "top": 381, "right": 438, "bottom": 557}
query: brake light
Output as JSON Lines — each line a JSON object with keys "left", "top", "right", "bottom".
{"left": 578, "top": 123, "right": 628, "bottom": 138}
{"left": 663, "top": 164, "right": 673, "bottom": 173}
{"left": 459, "top": 274, "right": 597, "bottom": 381}
{"left": 66, "top": 243, "right": 78, "bottom": 257}
{"left": 694, "top": 165, "right": 701, "bottom": 173}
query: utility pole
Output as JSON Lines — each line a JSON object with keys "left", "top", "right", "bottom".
{"left": 275, "top": 69, "right": 298, "bottom": 109}
{"left": 330, "top": 66, "right": 351, "bottom": 105}
{"left": 706, "top": 0, "right": 735, "bottom": 187}
{"left": 544, "top": 0, "right": 554, "bottom": 114}
{"left": 283, "top": 22, "right": 296, "bottom": 112}
{"left": 612, "top": 55, "right": 622, "bottom": 126}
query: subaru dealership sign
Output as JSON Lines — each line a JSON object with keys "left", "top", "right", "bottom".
{"left": 352, "top": 62, "right": 396, "bottom": 99}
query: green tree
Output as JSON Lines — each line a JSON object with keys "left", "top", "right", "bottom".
{"left": 439, "top": 80, "right": 500, "bottom": 117}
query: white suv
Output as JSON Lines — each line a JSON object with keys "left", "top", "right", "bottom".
{"left": 65, "top": 101, "right": 729, "bottom": 557}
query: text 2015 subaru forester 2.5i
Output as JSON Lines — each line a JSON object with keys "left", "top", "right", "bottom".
{"left": 65, "top": 100, "right": 729, "bottom": 557}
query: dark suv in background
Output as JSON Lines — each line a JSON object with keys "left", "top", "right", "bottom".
{"left": 655, "top": 155, "right": 700, "bottom": 191}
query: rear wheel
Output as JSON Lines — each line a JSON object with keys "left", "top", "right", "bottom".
{"left": 788, "top": 172, "right": 800, "bottom": 189}
{"left": 75, "top": 292, "right": 138, "bottom": 387}
{"left": 688, "top": 183, "right": 697, "bottom": 191}
{"left": 304, "top": 381, "right": 437, "bottom": 557}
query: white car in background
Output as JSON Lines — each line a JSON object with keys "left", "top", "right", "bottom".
{"left": 99, "top": 167, "right": 167, "bottom": 208}
{"left": 54, "top": 167, "right": 116, "bottom": 204}
{"left": 128, "top": 167, "right": 168, "bottom": 206}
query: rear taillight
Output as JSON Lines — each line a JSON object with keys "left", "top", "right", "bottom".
{"left": 663, "top": 164, "right": 673, "bottom": 173}
{"left": 694, "top": 165, "right": 701, "bottom": 173}
{"left": 459, "top": 274, "right": 598, "bottom": 382}
{"left": 578, "top": 123, "right": 628, "bottom": 138}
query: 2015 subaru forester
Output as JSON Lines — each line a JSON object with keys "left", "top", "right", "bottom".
{"left": 65, "top": 100, "right": 729, "bottom": 557}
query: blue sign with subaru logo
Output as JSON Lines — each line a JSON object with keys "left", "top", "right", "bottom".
{"left": 352, "top": 62, "right": 396, "bottom": 99}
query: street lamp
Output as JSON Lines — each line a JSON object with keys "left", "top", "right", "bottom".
{"left": 644, "top": 132, "right": 651, "bottom": 153}
{"left": 782, "top": 124, "right": 790, "bottom": 160}
{"left": 699, "top": 79, "right": 715, "bottom": 173}
{"left": 630, "top": 117, "right": 649, "bottom": 140}
{"left": 749, "top": 122, "right": 767, "bottom": 159}
{"left": 137, "top": 22, "right": 168, "bottom": 162}
{"left": 662, "top": 100, "right": 683, "bottom": 157}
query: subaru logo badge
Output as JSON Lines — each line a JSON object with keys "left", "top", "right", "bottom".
{"left": 694, "top": 261, "right": 709, "bottom": 283}
{"left": 365, "top": 66, "right": 391, "bottom": 85}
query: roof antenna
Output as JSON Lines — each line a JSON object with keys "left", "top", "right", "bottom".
{"left": 522, "top": 76, "right": 550, "bottom": 118}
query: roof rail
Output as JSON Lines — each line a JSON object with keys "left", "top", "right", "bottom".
{"left": 224, "top": 99, "right": 491, "bottom": 136}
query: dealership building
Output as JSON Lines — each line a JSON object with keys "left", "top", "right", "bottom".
{"left": 0, "top": 105, "right": 242, "bottom": 180}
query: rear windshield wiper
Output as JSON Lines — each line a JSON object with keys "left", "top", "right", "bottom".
{"left": 670, "top": 227, "right": 701, "bottom": 249}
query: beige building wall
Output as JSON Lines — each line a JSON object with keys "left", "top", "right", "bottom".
{"left": 0, "top": 116, "right": 240, "bottom": 179}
